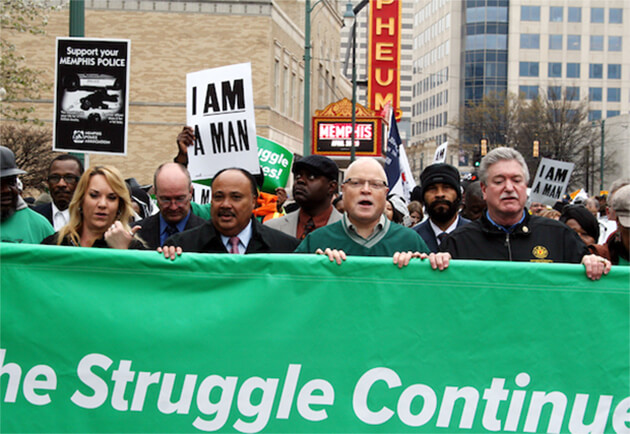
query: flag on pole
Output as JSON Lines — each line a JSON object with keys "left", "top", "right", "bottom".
{"left": 384, "top": 110, "right": 416, "bottom": 202}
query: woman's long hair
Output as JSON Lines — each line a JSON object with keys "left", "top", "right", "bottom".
{"left": 57, "top": 165, "right": 134, "bottom": 246}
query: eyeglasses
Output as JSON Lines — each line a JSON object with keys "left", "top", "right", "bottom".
{"left": 343, "top": 178, "right": 388, "bottom": 190}
{"left": 156, "top": 195, "right": 189, "bottom": 206}
{"left": 48, "top": 174, "right": 80, "bottom": 185}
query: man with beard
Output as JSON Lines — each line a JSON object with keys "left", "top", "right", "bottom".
{"left": 0, "top": 146, "right": 54, "bottom": 243}
{"left": 133, "top": 163, "right": 206, "bottom": 249}
{"left": 160, "top": 168, "right": 299, "bottom": 258}
{"left": 413, "top": 163, "right": 470, "bottom": 252}
{"left": 33, "top": 154, "right": 84, "bottom": 230}
{"left": 265, "top": 155, "right": 341, "bottom": 239}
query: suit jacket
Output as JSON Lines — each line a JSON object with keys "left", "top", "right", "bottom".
{"left": 133, "top": 212, "right": 207, "bottom": 250}
{"left": 164, "top": 217, "right": 299, "bottom": 254}
{"left": 32, "top": 203, "right": 54, "bottom": 226}
{"left": 413, "top": 215, "right": 471, "bottom": 253}
{"left": 264, "top": 207, "right": 343, "bottom": 238}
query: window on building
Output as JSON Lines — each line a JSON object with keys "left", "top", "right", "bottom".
{"left": 521, "top": 6, "right": 540, "bottom": 21}
{"left": 566, "top": 63, "right": 580, "bottom": 78}
{"left": 609, "top": 8, "right": 622, "bottom": 23}
{"left": 273, "top": 59, "right": 280, "bottom": 108}
{"left": 567, "top": 35, "right": 581, "bottom": 50}
{"left": 520, "top": 34, "right": 540, "bottom": 49}
{"left": 607, "top": 88, "right": 621, "bottom": 102}
{"left": 519, "top": 85, "right": 538, "bottom": 99}
{"left": 549, "top": 34, "right": 562, "bottom": 50}
{"left": 566, "top": 87, "right": 580, "bottom": 100}
{"left": 609, "top": 36, "right": 622, "bottom": 51}
{"left": 548, "top": 86, "right": 562, "bottom": 100}
{"left": 590, "top": 36, "right": 603, "bottom": 51}
{"left": 283, "top": 66, "right": 289, "bottom": 115}
{"left": 298, "top": 77, "right": 303, "bottom": 123}
{"left": 589, "top": 63, "right": 603, "bottom": 79}
{"left": 608, "top": 64, "right": 621, "bottom": 79}
{"left": 591, "top": 7, "right": 604, "bottom": 23}
{"left": 550, "top": 6, "right": 563, "bottom": 22}
{"left": 588, "top": 110, "right": 602, "bottom": 121}
{"left": 589, "top": 87, "right": 602, "bottom": 101}
{"left": 607, "top": 110, "right": 620, "bottom": 118}
{"left": 548, "top": 62, "right": 562, "bottom": 77}
{"left": 519, "top": 61, "right": 539, "bottom": 77}
{"left": 568, "top": 7, "right": 581, "bottom": 22}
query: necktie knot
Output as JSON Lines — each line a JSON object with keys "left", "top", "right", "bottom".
{"left": 437, "top": 232, "right": 448, "bottom": 242}
{"left": 229, "top": 236, "right": 240, "bottom": 254}
{"left": 165, "top": 225, "right": 178, "bottom": 236}
{"left": 301, "top": 218, "right": 315, "bottom": 240}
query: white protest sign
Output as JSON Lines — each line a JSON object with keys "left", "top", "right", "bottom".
{"left": 191, "top": 183, "right": 212, "bottom": 205}
{"left": 529, "top": 158, "right": 575, "bottom": 206}
{"left": 433, "top": 141, "right": 448, "bottom": 163}
{"left": 186, "top": 63, "right": 259, "bottom": 180}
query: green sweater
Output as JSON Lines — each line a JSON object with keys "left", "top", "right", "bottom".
{"left": 295, "top": 217, "right": 429, "bottom": 256}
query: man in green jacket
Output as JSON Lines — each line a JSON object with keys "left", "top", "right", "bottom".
{"left": 295, "top": 158, "right": 446, "bottom": 269}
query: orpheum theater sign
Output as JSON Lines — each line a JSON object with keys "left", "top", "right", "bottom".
{"left": 312, "top": 98, "right": 384, "bottom": 157}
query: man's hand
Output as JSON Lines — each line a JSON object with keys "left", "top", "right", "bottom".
{"left": 275, "top": 187, "right": 288, "bottom": 210}
{"left": 581, "top": 254, "right": 611, "bottom": 280}
{"left": 392, "top": 251, "right": 451, "bottom": 270}
{"left": 315, "top": 248, "right": 346, "bottom": 265}
{"left": 158, "top": 245, "right": 183, "bottom": 261}
{"left": 174, "top": 126, "right": 195, "bottom": 166}
{"left": 105, "top": 221, "right": 140, "bottom": 249}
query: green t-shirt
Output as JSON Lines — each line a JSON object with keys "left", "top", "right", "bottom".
{"left": 1, "top": 207, "right": 54, "bottom": 244}
{"left": 191, "top": 202, "right": 211, "bottom": 220}
{"left": 295, "top": 216, "right": 430, "bottom": 257}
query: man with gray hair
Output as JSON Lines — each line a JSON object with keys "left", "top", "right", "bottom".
{"left": 438, "top": 147, "right": 611, "bottom": 280}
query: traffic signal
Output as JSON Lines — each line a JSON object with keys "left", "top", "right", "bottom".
{"left": 480, "top": 138, "right": 488, "bottom": 156}
{"left": 533, "top": 139, "right": 540, "bottom": 158}
{"left": 473, "top": 148, "right": 482, "bottom": 167}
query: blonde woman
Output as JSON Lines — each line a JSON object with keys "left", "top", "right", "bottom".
{"left": 42, "top": 165, "right": 143, "bottom": 249}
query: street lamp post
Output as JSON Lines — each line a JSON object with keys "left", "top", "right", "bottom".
{"left": 599, "top": 119, "right": 605, "bottom": 192}
{"left": 343, "top": 3, "right": 357, "bottom": 162}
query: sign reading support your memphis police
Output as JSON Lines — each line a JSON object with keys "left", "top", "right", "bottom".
{"left": 186, "top": 63, "right": 259, "bottom": 181}
{"left": 53, "top": 38, "right": 130, "bottom": 155}
{"left": 530, "top": 158, "right": 575, "bottom": 206}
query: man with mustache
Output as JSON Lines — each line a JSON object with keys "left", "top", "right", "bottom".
{"left": 438, "top": 147, "right": 611, "bottom": 280}
{"left": 33, "top": 154, "right": 84, "bottom": 230}
{"left": 1, "top": 146, "right": 54, "bottom": 243}
{"left": 160, "top": 167, "right": 299, "bottom": 258}
{"left": 413, "top": 163, "right": 470, "bottom": 252}
{"left": 265, "top": 155, "right": 342, "bottom": 239}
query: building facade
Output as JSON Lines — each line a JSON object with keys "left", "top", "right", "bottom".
{"left": 410, "top": 0, "right": 629, "bottom": 182}
{"left": 4, "top": 0, "right": 350, "bottom": 185}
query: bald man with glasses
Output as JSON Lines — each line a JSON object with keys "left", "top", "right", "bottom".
{"left": 295, "top": 158, "right": 440, "bottom": 269}
{"left": 133, "top": 162, "right": 206, "bottom": 249}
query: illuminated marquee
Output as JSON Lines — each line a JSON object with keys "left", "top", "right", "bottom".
{"left": 368, "top": 0, "right": 402, "bottom": 120}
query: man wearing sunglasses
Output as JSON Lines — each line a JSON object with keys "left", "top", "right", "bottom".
{"left": 133, "top": 162, "right": 206, "bottom": 250}
{"left": 295, "top": 158, "right": 438, "bottom": 269}
{"left": 33, "top": 154, "right": 84, "bottom": 230}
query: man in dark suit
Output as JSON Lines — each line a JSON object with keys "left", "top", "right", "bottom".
{"left": 33, "top": 154, "right": 84, "bottom": 230}
{"left": 134, "top": 163, "right": 205, "bottom": 249}
{"left": 160, "top": 168, "right": 299, "bottom": 258}
{"left": 413, "top": 163, "right": 470, "bottom": 252}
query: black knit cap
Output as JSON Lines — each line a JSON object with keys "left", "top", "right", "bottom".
{"left": 292, "top": 155, "right": 339, "bottom": 181}
{"left": 560, "top": 204, "right": 599, "bottom": 243}
{"left": 420, "top": 163, "right": 461, "bottom": 201}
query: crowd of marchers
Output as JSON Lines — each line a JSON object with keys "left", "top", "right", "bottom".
{"left": 1, "top": 126, "right": 628, "bottom": 282}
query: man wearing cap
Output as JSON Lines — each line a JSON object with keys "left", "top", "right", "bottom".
{"left": 0, "top": 146, "right": 54, "bottom": 243}
{"left": 413, "top": 163, "right": 470, "bottom": 252}
{"left": 591, "top": 184, "right": 629, "bottom": 265}
{"left": 264, "top": 155, "right": 342, "bottom": 239}
{"left": 437, "top": 147, "right": 611, "bottom": 280}
{"left": 32, "top": 154, "right": 84, "bottom": 230}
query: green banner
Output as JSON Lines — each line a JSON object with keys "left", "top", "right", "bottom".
{"left": 1, "top": 243, "right": 629, "bottom": 433}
